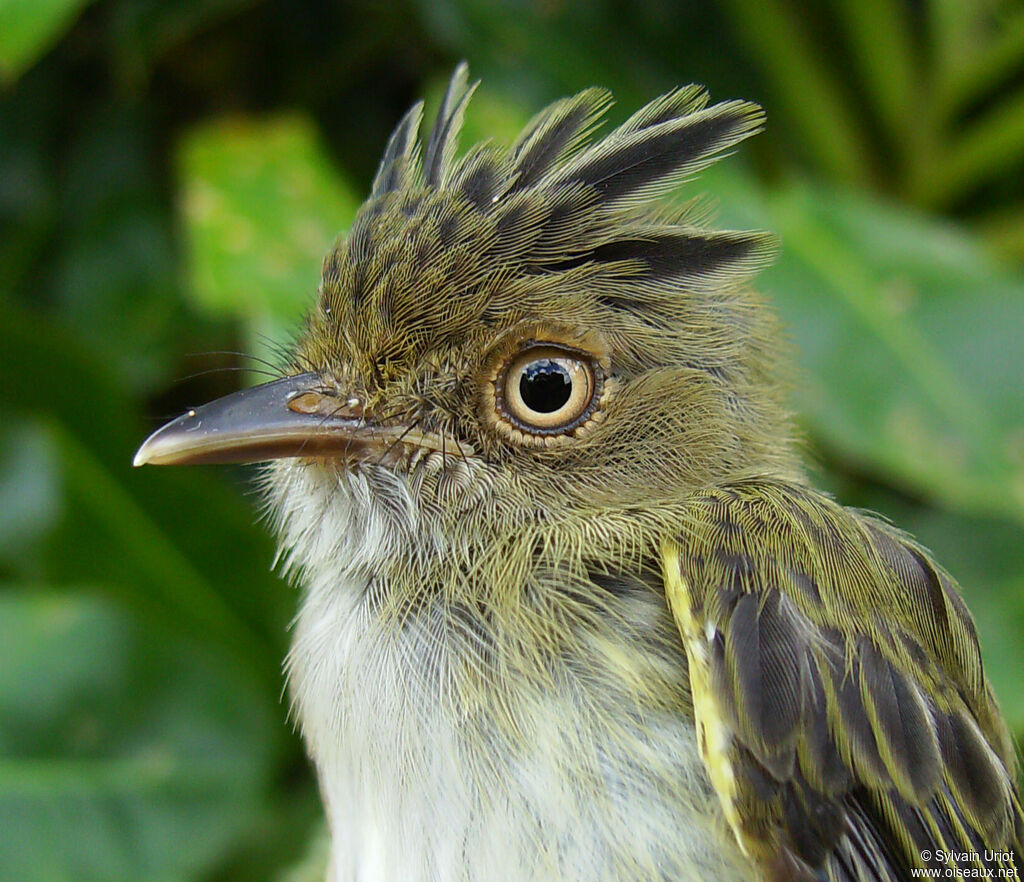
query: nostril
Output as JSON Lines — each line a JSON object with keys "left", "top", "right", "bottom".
{"left": 287, "top": 391, "right": 366, "bottom": 420}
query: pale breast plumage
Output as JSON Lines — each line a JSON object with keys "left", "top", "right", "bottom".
{"left": 270, "top": 460, "right": 754, "bottom": 882}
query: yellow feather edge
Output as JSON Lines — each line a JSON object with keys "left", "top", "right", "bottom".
{"left": 661, "top": 537, "right": 751, "bottom": 859}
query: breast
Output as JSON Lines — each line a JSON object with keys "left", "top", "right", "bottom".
{"left": 286, "top": 563, "right": 754, "bottom": 882}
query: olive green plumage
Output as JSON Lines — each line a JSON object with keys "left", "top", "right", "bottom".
{"left": 666, "top": 483, "right": 1020, "bottom": 879}
{"left": 280, "top": 64, "right": 1022, "bottom": 881}
{"left": 142, "top": 64, "right": 1022, "bottom": 880}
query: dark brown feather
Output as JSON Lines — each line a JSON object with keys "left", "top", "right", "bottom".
{"left": 552, "top": 103, "right": 762, "bottom": 204}
{"left": 423, "top": 62, "right": 475, "bottom": 188}
{"left": 667, "top": 481, "right": 1022, "bottom": 881}
{"left": 509, "top": 88, "right": 611, "bottom": 191}
{"left": 371, "top": 100, "right": 424, "bottom": 197}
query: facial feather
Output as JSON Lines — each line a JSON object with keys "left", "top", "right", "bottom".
{"left": 291, "top": 72, "right": 800, "bottom": 549}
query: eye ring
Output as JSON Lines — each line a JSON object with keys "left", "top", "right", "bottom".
{"left": 495, "top": 344, "right": 602, "bottom": 437}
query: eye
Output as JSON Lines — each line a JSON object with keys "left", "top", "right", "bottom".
{"left": 496, "top": 345, "right": 600, "bottom": 435}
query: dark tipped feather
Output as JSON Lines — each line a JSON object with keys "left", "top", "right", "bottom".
{"left": 782, "top": 782, "right": 843, "bottom": 868}
{"left": 509, "top": 88, "right": 612, "bottom": 191}
{"left": 370, "top": 100, "right": 424, "bottom": 197}
{"left": 801, "top": 661, "right": 852, "bottom": 796}
{"left": 906, "top": 547, "right": 971, "bottom": 679}
{"left": 546, "top": 229, "right": 771, "bottom": 284}
{"left": 455, "top": 148, "right": 504, "bottom": 208}
{"left": 858, "top": 640, "right": 940, "bottom": 800}
{"left": 551, "top": 101, "right": 763, "bottom": 205}
{"left": 939, "top": 710, "right": 1012, "bottom": 840}
{"left": 523, "top": 184, "right": 601, "bottom": 260}
{"left": 598, "top": 230, "right": 768, "bottom": 279}
{"left": 831, "top": 656, "right": 891, "bottom": 787}
{"left": 724, "top": 590, "right": 804, "bottom": 761}
{"left": 616, "top": 84, "right": 709, "bottom": 133}
{"left": 487, "top": 193, "right": 550, "bottom": 258}
{"left": 423, "top": 62, "right": 476, "bottom": 187}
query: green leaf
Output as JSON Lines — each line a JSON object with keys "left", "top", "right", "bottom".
{"left": 0, "top": 419, "right": 62, "bottom": 568}
{"left": 0, "top": 299, "right": 292, "bottom": 691}
{"left": 49, "top": 103, "right": 184, "bottom": 395}
{"left": 0, "top": 0, "right": 91, "bottom": 83}
{"left": 934, "top": 4, "right": 1024, "bottom": 121}
{"left": 978, "top": 205, "right": 1024, "bottom": 263}
{"left": 178, "top": 113, "right": 360, "bottom": 373}
{"left": 911, "top": 86, "right": 1024, "bottom": 208}
{"left": 704, "top": 164, "right": 1024, "bottom": 524}
{"left": 274, "top": 820, "right": 330, "bottom": 882}
{"left": 0, "top": 589, "right": 279, "bottom": 882}
{"left": 718, "top": 0, "right": 874, "bottom": 186}
{"left": 831, "top": 0, "right": 917, "bottom": 141}
{"left": 107, "top": 0, "right": 257, "bottom": 89}
{"left": 774, "top": 184, "right": 1024, "bottom": 523}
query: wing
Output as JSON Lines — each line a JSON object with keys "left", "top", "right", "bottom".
{"left": 661, "top": 481, "right": 1022, "bottom": 881}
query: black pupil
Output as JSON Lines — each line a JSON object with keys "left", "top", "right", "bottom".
{"left": 519, "top": 360, "right": 572, "bottom": 413}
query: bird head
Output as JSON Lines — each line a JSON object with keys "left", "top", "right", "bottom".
{"left": 135, "top": 66, "right": 799, "bottom": 603}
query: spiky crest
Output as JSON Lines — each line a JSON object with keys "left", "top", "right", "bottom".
{"left": 364, "top": 66, "right": 771, "bottom": 322}
{"left": 372, "top": 66, "right": 762, "bottom": 211}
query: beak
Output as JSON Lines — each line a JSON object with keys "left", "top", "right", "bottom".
{"left": 134, "top": 371, "right": 379, "bottom": 467}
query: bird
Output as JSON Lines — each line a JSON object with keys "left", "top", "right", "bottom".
{"left": 134, "top": 64, "right": 1022, "bottom": 881}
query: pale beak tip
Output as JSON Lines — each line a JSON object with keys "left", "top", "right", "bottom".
{"left": 134, "top": 416, "right": 190, "bottom": 467}
{"left": 133, "top": 427, "right": 168, "bottom": 467}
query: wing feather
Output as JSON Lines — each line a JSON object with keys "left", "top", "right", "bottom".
{"left": 662, "top": 481, "right": 1021, "bottom": 881}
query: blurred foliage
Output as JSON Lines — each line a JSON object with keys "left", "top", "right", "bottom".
{"left": 178, "top": 113, "right": 359, "bottom": 372}
{"left": 0, "top": 0, "right": 1022, "bottom": 879}
{"left": 0, "top": 0, "right": 91, "bottom": 82}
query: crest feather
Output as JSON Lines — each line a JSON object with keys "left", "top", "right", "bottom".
{"left": 371, "top": 66, "right": 763, "bottom": 215}
{"left": 508, "top": 87, "right": 612, "bottom": 192}
{"left": 545, "top": 99, "right": 764, "bottom": 206}
{"left": 423, "top": 61, "right": 478, "bottom": 188}
{"left": 357, "top": 67, "right": 771, "bottom": 330}
{"left": 616, "top": 84, "right": 709, "bottom": 133}
{"left": 370, "top": 100, "right": 424, "bottom": 198}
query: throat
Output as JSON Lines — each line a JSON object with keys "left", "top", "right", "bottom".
{"left": 268, "top": 461, "right": 750, "bottom": 880}
{"left": 285, "top": 566, "right": 751, "bottom": 882}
